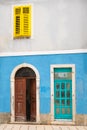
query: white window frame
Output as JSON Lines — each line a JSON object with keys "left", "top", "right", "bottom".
{"left": 50, "top": 64, "right": 76, "bottom": 124}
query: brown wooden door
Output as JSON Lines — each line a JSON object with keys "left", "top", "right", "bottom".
{"left": 15, "top": 78, "right": 26, "bottom": 121}
{"left": 30, "top": 79, "right": 36, "bottom": 121}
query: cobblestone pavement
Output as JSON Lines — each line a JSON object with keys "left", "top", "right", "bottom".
{"left": 0, "top": 124, "right": 87, "bottom": 130}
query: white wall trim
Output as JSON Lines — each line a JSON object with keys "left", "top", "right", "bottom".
{"left": 10, "top": 63, "right": 40, "bottom": 123}
{"left": 50, "top": 64, "right": 76, "bottom": 124}
{"left": 0, "top": 49, "right": 87, "bottom": 57}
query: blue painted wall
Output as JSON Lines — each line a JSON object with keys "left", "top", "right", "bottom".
{"left": 0, "top": 53, "right": 87, "bottom": 114}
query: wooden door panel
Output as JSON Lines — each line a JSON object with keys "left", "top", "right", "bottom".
{"left": 15, "top": 78, "right": 26, "bottom": 121}
{"left": 30, "top": 79, "right": 36, "bottom": 121}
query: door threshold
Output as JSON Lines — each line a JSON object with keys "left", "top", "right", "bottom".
{"left": 9, "top": 122, "right": 40, "bottom": 125}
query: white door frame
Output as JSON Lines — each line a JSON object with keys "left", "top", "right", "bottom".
{"left": 51, "top": 64, "right": 76, "bottom": 124}
{"left": 10, "top": 63, "right": 40, "bottom": 123}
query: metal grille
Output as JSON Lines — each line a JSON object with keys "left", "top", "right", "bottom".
{"left": 15, "top": 67, "right": 36, "bottom": 77}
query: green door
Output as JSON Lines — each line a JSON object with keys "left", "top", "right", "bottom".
{"left": 54, "top": 68, "right": 72, "bottom": 119}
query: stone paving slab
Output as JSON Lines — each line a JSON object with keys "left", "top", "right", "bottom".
{"left": 44, "top": 125, "right": 53, "bottom": 130}
{"left": 0, "top": 124, "right": 87, "bottom": 130}
{"left": 19, "top": 125, "right": 29, "bottom": 130}
{"left": 37, "top": 125, "right": 44, "bottom": 130}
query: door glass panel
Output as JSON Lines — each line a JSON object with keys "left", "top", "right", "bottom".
{"left": 66, "top": 108, "right": 71, "bottom": 114}
{"left": 62, "top": 108, "right": 66, "bottom": 114}
{"left": 66, "top": 91, "right": 70, "bottom": 98}
{"left": 61, "top": 100, "right": 65, "bottom": 106}
{"left": 67, "top": 99, "right": 70, "bottom": 106}
{"left": 56, "top": 91, "right": 60, "bottom": 98}
{"left": 55, "top": 100, "right": 60, "bottom": 106}
{"left": 61, "top": 91, "right": 65, "bottom": 98}
{"left": 66, "top": 83, "right": 70, "bottom": 90}
{"left": 61, "top": 83, "right": 65, "bottom": 89}
{"left": 56, "top": 83, "right": 60, "bottom": 89}
{"left": 56, "top": 108, "right": 60, "bottom": 114}
{"left": 54, "top": 72, "right": 72, "bottom": 80}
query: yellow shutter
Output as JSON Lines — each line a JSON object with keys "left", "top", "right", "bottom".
{"left": 13, "top": 5, "right": 32, "bottom": 38}
{"left": 14, "top": 6, "right": 22, "bottom": 38}
{"left": 22, "top": 5, "right": 32, "bottom": 37}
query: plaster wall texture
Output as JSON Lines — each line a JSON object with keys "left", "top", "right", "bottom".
{"left": 0, "top": 53, "right": 87, "bottom": 114}
{"left": 0, "top": 0, "right": 87, "bottom": 52}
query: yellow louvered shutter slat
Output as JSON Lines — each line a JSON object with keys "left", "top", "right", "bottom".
{"left": 14, "top": 7, "right": 22, "bottom": 38}
{"left": 15, "top": 16, "right": 20, "bottom": 35}
{"left": 22, "top": 6, "right": 31, "bottom": 37}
